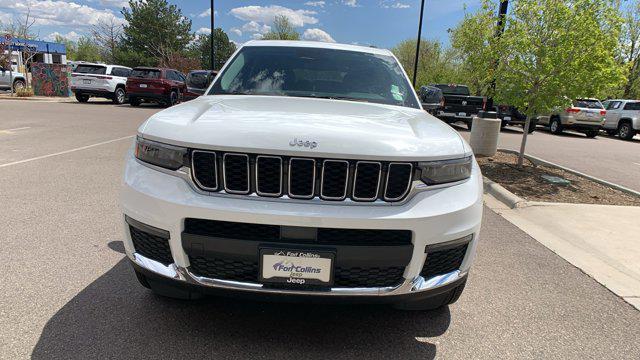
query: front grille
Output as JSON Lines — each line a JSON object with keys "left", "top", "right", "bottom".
{"left": 184, "top": 218, "right": 412, "bottom": 246}
{"left": 189, "top": 256, "right": 258, "bottom": 282}
{"left": 190, "top": 150, "right": 414, "bottom": 203}
{"left": 421, "top": 243, "right": 468, "bottom": 279}
{"left": 334, "top": 266, "right": 405, "bottom": 287}
{"left": 129, "top": 226, "right": 173, "bottom": 265}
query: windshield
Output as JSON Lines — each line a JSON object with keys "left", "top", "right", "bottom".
{"left": 75, "top": 65, "right": 107, "bottom": 75}
{"left": 187, "top": 72, "right": 211, "bottom": 89}
{"left": 131, "top": 69, "right": 160, "bottom": 79}
{"left": 209, "top": 46, "right": 420, "bottom": 109}
{"left": 433, "top": 84, "right": 470, "bottom": 96}
{"left": 573, "top": 99, "right": 604, "bottom": 109}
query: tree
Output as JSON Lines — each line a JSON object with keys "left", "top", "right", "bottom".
{"left": 75, "top": 36, "right": 103, "bottom": 62}
{"left": 621, "top": 1, "right": 640, "bottom": 98}
{"left": 91, "top": 18, "right": 123, "bottom": 64}
{"left": 262, "top": 15, "right": 300, "bottom": 40}
{"left": 494, "top": 0, "right": 625, "bottom": 166}
{"left": 54, "top": 35, "right": 77, "bottom": 61}
{"left": 188, "top": 29, "right": 236, "bottom": 70}
{"left": 392, "top": 39, "right": 461, "bottom": 90}
{"left": 449, "top": 0, "right": 498, "bottom": 96}
{"left": 119, "top": 0, "right": 194, "bottom": 67}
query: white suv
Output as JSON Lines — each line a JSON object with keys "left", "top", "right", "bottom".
{"left": 121, "top": 41, "right": 483, "bottom": 310}
{"left": 70, "top": 63, "right": 131, "bottom": 104}
{"left": 602, "top": 99, "right": 640, "bottom": 140}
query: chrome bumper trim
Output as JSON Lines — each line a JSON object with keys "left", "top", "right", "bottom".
{"left": 132, "top": 252, "right": 467, "bottom": 297}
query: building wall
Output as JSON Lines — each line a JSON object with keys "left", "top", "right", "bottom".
{"left": 31, "top": 63, "right": 71, "bottom": 97}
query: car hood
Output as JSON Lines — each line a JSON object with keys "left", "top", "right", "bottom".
{"left": 140, "top": 95, "right": 470, "bottom": 161}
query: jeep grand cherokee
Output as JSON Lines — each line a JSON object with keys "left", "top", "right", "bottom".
{"left": 121, "top": 40, "right": 483, "bottom": 310}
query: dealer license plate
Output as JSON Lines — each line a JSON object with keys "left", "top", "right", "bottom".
{"left": 260, "top": 248, "right": 334, "bottom": 286}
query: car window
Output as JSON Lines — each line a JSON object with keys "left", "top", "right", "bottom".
{"left": 606, "top": 101, "right": 621, "bottom": 110}
{"left": 111, "top": 67, "right": 131, "bottom": 77}
{"left": 178, "top": 72, "right": 186, "bottom": 82}
{"left": 187, "top": 72, "right": 211, "bottom": 89}
{"left": 209, "top": 46, "right": 420, "bottom": 109}
{"left": 623, "top": 101, "right": 640, "bottom": 110}
{"left": 75, "top": 65, "right": 107, "bottom": 75}
{"left": 573, "top": 99, "right": 604, "bottom": 109}
{"left": 130, "top": 69, "right": 160, "bottom": 79}
{"left": 432, "top": 84, "right": 470, "bottom": 96}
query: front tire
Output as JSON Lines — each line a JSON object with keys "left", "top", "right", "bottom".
{"left": 549, "top": 117, "right": 563, "bottom": 134}
{"left": 113, "top": 87, "right": 126, "bottom": 105}
{"left": 75, "top": 93, "right": 89, "bottom": 103}
{"left": 166, "top": 90, "right": 179, "bottom": 107}
{"left": 12, "top": 79, "right": 25, "bottom": 92}
{"left": 618, "top": 122, "right": 636, "bottom": 140}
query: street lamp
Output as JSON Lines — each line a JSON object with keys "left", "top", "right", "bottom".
{"left": 412, "top": 0, "right": 425, "bottom": 88}
{"left": 210, "top": 0, "right": 215, "bottom": 71}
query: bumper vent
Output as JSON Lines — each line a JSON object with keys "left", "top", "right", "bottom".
{"left": 129, "top": 222, "right": 173, "bottom": 265}
{"left": 190, "top": 150, "right": 414, "bottom": 203}
{"left": 189, "top": 256, "right": 258, "bottom": 283}
{"left": 421, "top": 243, "right": 468, "bottom": 279}
{"left": 335, "top": 267, "right": 405, "bottom": 287}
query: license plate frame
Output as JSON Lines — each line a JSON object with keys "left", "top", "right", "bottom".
{"left": 83, "top": 79, "right": 91, "bottom": 85}
{"left": 259, "top": 248, "right": 335, "bottom": 287}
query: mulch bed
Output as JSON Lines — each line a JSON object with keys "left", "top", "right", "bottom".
{"left": 477, "top": 151, "right": 640, "bottom": 206}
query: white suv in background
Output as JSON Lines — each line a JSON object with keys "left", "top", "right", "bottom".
{"left": 70, "top": 63, "right": 131, "bottom": 104}
{"left": 602, "top": 99, "right": 640, "bottom": 140}
{"left": 121, "top": 41, "right": 483, "bottom": 310}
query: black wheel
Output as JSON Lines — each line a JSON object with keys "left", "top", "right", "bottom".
{"left": 12, "top": 79, "right": 25, "bottom": 92}
{"left": 526, "top": 120, "right": 537, "bottom": 133}
{"left": 129, "top": 96, "right": 141, "bottom": 107}
{"left": 618, "top": 122, "right": 636, "bottom": 140}
{"left": 113, "top": 87, "right": 126, "bottom": 104}
{"left": 167, "top": 90, "right": 179, "bottom": 107}
{"left": 549, "top": 117, "right": 563, "bottom": 134}
{"left": 605, "top": 129, "right": 617, "bottom": 136}
{"left": 584, "top": 130, "right": 599, "bottom": 138}
{"left": 500, "top": 121, "right": 508, "bottom": 130}
{"left": 394, "top": 278, "right": 467, "bottom": 311}
{"left": 75, "top": 93, "right": 89, "bottom": 103}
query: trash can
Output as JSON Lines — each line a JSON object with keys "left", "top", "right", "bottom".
{"left": 469, "top": 111, "right": 501, "bottom": 157}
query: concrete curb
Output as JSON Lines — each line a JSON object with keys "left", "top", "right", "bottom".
{"left": 498, "top": 148, "right": 640, "bottom": 198}
{"left": 482, "top": 176, "right": 527, "bottom": 209}
{"left": 0, "top": 95, "right": 73, "bottom": 102}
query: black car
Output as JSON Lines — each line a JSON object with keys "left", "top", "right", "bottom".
{"left": 418, "top": 85, "right": 444, "bottom": 114}
{"left": 495, "top": 105, "right": 536, "bottom": 133}
{"left": 431, "top": 84, "right": 485, "bottom": 129}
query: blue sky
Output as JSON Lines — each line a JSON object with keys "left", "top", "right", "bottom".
{"left": 0, "top": 0, "right": 482, "bottom": 49}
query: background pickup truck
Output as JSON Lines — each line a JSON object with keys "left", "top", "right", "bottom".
{"left": 432, "top": 84, "right": 485, "bottom": 129}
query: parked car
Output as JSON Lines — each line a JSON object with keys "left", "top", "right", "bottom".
{"left": 602, "top": 99, "right": 640, "bottom": 140}
{"left": 495, "top": 105, "right": 536, "bottom": 133}
{"left": 70, "top": 63, "right": 131, "bottom": 104}
{"left": 184, "top": 70, "right": 217, "bottom": 101}
{"left": 122, "top": 40, "right": 483, "bottom": 310}
{"left": 418, "top": 85, "right": 443, "bottom": 114}
{"left": 432, "top": 84, "right": 485, "bottom": 129}
{"left": 126, "top": 67, "right": 187, "bottom": 107}
{"left": 0, "top": 66, "right": 26, "bottom": 92}
{"left": 537, "top": 98, "right": 606, "bottom": 138}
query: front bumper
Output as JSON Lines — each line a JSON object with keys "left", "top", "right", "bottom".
{"left": 121, "top": 152, "right": 483, "bottom": 299}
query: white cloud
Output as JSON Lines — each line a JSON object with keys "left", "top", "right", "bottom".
{"left": 94, "top": 0, "right": 129, "bottom": 8}
{"left": 196, "top": 27, "right": 211, "bottom": 35}
{"left": 302, "top": 28, "right": 335, "bottom": 43}
{"left": 0, "top": 0, "right": 126, "bottom": 27}
{"left": 241, "top": 21, "right": 270, "bottom": 34}
{"left": 304, "top": 1, "right": 325, "bottom": 7}
{"left": 44, "top": 30, "right": 82, "bottom": 42}
{"left": 343, "top": 0, "right": 359, "bottom": 7}
{"left": 251, "top": 33, "right": 264, "bottom": 40}
{"left": 382, "top": 2, "right": 410, "bottom": 9}
{"left": 198, "top": 8, "right": 218, "bottom": 18}
{"left": 229, "top": 27, "right": 242, "bottom": 37}
{"left": 229, "top": 5, "right": 318, "bottom": 27}
{"left": 0, "top": 10, "right": 11, "bottom": 23}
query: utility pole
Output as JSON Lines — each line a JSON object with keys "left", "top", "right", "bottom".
{"left": 210, "top": 0, "right": 215, "bottom": 71}
{"left": 412, "top": 0, "right": 425, "bottom": 88}
{"left": 485, "top": 0, "right": 509, "bottom": 111}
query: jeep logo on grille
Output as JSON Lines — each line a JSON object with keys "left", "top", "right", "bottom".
{"left": 289, "top": 138, "right": 318, "bottom": 149}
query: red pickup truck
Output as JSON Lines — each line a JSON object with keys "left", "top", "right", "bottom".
{"left": 126, "top": 67, "right": 187, "bottom": 107}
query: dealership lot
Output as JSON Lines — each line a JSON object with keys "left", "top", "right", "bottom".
{"left": 1, "top": 101, "right": 640, "bottom": 359}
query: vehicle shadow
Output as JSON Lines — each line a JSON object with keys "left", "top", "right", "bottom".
{"left": 31, "top": 258, "right": 450, "bottom": 360}
{"left": 535, "top": 128, "right": 592, "bottom": 139}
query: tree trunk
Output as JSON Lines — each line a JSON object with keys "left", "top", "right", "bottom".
{"left": 517, "top": 116, "right": 532, "bottom": 168}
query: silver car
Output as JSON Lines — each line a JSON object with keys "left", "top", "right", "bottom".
{"left": 0, "top": 66, "right": 26, "bottom": 92}
{"left": 602, "top": 99, "right": 640, "bottom": 140}
{"left": 537, "top": 98, "right": 606, "bottom": 138}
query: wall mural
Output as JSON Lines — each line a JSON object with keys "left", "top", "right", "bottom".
{"left": 31, "top": 63, "right": 71, "bottom": 97}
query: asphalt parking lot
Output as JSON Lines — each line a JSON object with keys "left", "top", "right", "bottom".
{"left": 1, "top": 100, "right": 640, "bottom": 359}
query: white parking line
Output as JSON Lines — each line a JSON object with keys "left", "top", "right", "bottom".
{"left": 0, "top": 126, "right": 31, "bottom": 135}
{"left": 0, "top": 135, "right": 134, "bottom": 168}
{"left": 634, "top": 162, "right": 640, "bottom": 167}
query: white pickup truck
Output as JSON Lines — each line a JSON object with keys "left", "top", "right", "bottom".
{"left": 121, "top": 41, "right": 483, "bottom": 310}
{"left": 0, "top": 67, "right": 26, "bottom": 92}
{"left": 70, "top": 63, "right": 131, "bottom": 104}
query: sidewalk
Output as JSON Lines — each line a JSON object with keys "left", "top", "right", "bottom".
{"left": 485, "top": 194, "right": 640, "bottom": 310}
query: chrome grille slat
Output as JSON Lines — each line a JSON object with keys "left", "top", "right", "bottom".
{"left": 191, "top": 150, "right": 413, "bottom": 203}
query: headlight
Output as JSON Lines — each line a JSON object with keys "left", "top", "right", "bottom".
{"left": 135, "top": 137, "right": 187, "bottom": 170}
{"left": 418, "top": 156, "right": 472, "bottom": 185}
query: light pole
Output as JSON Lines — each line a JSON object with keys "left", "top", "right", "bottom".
{"left": 210, "top": 0, "right": 215, "bottom": 71}
{"left": 485, "top": 0, "right": 509, "bottom": 111}
{"left": 412, "top": 0, "right": 425, "bottom": 88}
